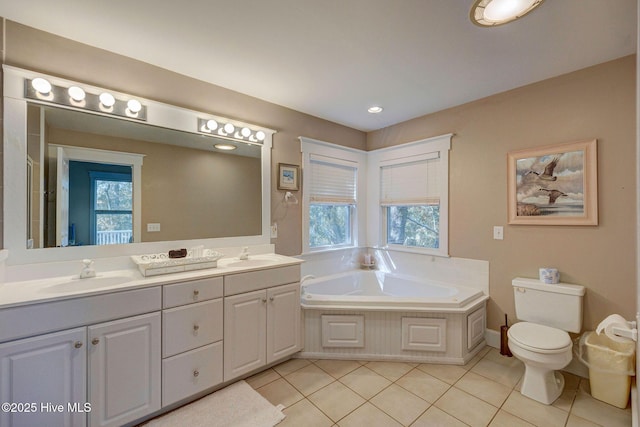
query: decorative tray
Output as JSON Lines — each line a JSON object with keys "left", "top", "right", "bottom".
{"left": 131, "top": 249, "right": 224, "bottom": 276}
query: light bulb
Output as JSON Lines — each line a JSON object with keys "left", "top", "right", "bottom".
{"left": 206, "top": 119, "right": 218, "bottom": 131}
{"left": 99, "top": 92, "right": 116, "bottom": 107}
{"left": 127, "top": 99, "right": 142, "bottom": 113}
{"left": 68, "top": 86, "right": 86, "bottom": 101}
{"left": 256, "top": 131, "right": 266, "bottom": 141}
{"left": 484, "top": 0, "right": 537, "bottom": 22}
{"left": 32, "top": 78, "right": 52, "bottom": 94}
{"left": 223, "top": 123, "right": 235, "bottom": 134}
{"left": 241, "top": 127, "right": 251, "bottom": 138}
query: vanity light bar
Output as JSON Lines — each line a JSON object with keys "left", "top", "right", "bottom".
{"left": 25, "top": 78, "right": 147, "bottom": 121}
{"left": 197, "top": 118, "right": 266, "bottom": 144}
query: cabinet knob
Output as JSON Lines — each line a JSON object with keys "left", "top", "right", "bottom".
{"left": 91, "top": 338, "right": 100, "bottom": 345}
{"left": 193, "top": 289, "right": 200, "bottom": 298}
{"left": 261, "top": 298, "right": 267, "bottom": 303}
{"left": 74, "top": 341, "right": 83, "bottom": 349}
{"left": 193, "top": 370, "right": 200, "bottom": 377}
{"left": 269, "top": 296, "right": 275, "bottom": 302}
{"left": 193, "top": 324, "right": 200, "bottom": 332}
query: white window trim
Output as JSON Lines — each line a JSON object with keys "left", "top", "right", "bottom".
{"left": 300, "top": 137, "right": 367, "bottom": 254}
{"left": 367, "top": 134, "right": 452, "bottom": 257}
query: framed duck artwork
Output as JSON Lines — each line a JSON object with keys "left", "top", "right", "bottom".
{"left": 507, "top": 139, "right": 598, "bottom": 225}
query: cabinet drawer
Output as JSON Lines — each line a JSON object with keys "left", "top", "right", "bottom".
{"left": 224, "top": 265, "right": 300, "bottom": 296}
{"left": 162, "top": 299, "right": 222, "bottom": 357}
{"left": 162, "top": 341, "right": 223, "bottom": 407}
{"left": 163, "top": 277, "right": 223, "bottom": 309}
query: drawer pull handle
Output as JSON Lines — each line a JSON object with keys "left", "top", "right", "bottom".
{"left": 91, "top": 338, "right": 100, "bottom": 346}
{"left": 193, "top": 324, "right": 200, "bottom": 332}
{"left": 193, "top": 289, "right": 200, "bottom": 298}
{"left": 261, "top": 298, "right": 267, "bottom": 303}
{"left": 74, "top": 341, "right": 83, "bottom": 349}
{"left": 193, "top": 370, "right": 200, "bottom": 377}
{"left": 269, "top": 296, "right": 275, "bottom": 302}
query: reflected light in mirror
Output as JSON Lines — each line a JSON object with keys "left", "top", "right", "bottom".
{"left": 214, "top": 143, "right": 237, "bottom": 151}
{"left": 32, "top": 77, "right": 52, "bottom": 94}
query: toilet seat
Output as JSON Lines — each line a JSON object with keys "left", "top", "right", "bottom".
{"left": 508, "top": 322, "right": 571, "bottom": 354}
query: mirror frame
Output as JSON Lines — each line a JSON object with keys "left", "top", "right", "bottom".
{"left": 3, "top": 65, "right": 274, "bottom": 266}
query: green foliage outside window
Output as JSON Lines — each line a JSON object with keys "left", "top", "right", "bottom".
{"left": 309, "top": 204, "right": 351, "bottom": 248}
{"left": 386, "top": 205, "right": 440, "bottom": 248}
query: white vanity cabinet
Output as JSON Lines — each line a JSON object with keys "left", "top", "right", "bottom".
{"left": 223, "top": 266, "right": 301, "bottom": 381}
{"left": 161, "top": 277, "right": 224, "bottom": 406}
{"left": 0, "top": 286, "right": 162, "bottom": 427}
{"left": 88, "top": 312, "right": 161, "bottom": 427}
{"left": 0, "top": 328, "right": 87, "bottom": 427}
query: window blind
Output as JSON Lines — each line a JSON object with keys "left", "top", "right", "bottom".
{"left": 309, "top": 155, "right": 357, "bottom": 204}
{"left": 380, "top": 157, "right": 440, "bottom": 205}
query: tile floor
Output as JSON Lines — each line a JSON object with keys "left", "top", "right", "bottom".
{"left": 247, "top": 347, "right": 632, "bottom": 427}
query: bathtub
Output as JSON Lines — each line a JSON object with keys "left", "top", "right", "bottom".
{"left": 299, "top": 269, "right": 489, "bottom": 364}
{"left": 301, "top": 270, "right": 486, "bottom": 311}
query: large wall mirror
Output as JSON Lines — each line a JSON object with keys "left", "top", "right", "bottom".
{"left": 4, "top": 65, "right": 273, "bottom": 265}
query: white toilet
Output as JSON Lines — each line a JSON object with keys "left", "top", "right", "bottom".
{"left": 508, "top": 277, "right": 585, "bottom": 405}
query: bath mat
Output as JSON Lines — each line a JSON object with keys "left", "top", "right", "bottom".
{"left": 142, "top": 380, "right": 285, "bottom": 427}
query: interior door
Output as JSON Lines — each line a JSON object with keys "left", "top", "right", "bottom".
{"left": 55, "top": 146, "right": 70, "bottom": 247}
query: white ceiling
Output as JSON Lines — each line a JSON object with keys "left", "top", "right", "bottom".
{"left": 0, "top": 0, "right": 636, "bottom": 131}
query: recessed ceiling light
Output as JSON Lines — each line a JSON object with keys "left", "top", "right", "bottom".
{"left": 368, "top": 106, "right": 383, "bottom": 114}
{"left": 470, "top": 0, "right": 544, "bottom": 27}
{"left": 214, "top": 143, "right": 237, "bottom": 151}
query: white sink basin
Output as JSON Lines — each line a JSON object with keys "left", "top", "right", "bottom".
{"left": 40, "top": 275, "right": 134, "bottom": 294}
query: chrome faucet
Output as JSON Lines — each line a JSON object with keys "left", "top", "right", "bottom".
{"left": 79, "top": 259, "right": 96, "bottom": 279}
{"left": 238, "top": 247, "right": 250, "bottom": 260}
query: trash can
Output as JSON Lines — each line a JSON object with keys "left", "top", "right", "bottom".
{"left": 576, "top": 331, "right": 635, "bottom": 408}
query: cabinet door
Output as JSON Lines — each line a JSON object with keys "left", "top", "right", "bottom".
{"left": 267, "top": 283, "right": 301, "bottom": 364}
{"left": 223, "top": 289, "right": 266, "bottom": 381}
{"left": 88, "top": 312, "right": 160, "bottom": 427}
{"left": 0, "top": 328, "right": 87, "bottom": 427}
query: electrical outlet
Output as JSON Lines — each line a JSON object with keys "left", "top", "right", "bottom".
{"left": 147, "top": 223, "right": 161, "bottom": 232}
{"left": 270, "top": 223, "right": 278, "bottom": 238}
{"left": 493, "top": 226, "right": 504, "bottom": 240}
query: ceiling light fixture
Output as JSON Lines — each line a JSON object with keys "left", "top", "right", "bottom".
{"left": 368, "top": 106, "right": 383, "bottom": 114}
{"left": 470, "top": 0, "right": 544, "bottom": 27}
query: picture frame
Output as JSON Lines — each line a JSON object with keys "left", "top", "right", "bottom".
{"left": 507, "top": 139, "right": 598, "bottom": 225}
{"left": 277, "top": 163, "right": 300, "bottom": 191}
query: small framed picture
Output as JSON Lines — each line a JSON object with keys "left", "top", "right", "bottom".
{"left": 278, "top": 163, "right": 300, "bottom": 191}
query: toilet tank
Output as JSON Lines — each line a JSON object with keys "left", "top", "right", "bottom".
{"left": 512, "top": 278, "right": 585, "bottom": 333}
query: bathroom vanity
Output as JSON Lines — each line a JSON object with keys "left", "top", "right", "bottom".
{"left": 0, "top": 254, "right": 302, "bottom": 427}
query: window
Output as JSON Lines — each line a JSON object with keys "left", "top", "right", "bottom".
{"left": 372, "top": 135, "right": 451, "bottom": 256}
{"left": 89, "top": 172, "right": 133, "bottom": 245}
{"left": 301, "top": 137, "right": 365, "bottom": 253}
{"left": 308, "top": 155, "right": 356, "bottom": 249}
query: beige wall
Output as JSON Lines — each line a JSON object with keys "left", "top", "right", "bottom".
{"left": 369, "top": 56, "right": 637, "bottom": 331}
{"left": 2, "top": 19, "right": 366, "bottom": 255}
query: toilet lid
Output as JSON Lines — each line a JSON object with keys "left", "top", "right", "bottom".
{"left": 508, "top": 322, "right": 571, "bottom": 352}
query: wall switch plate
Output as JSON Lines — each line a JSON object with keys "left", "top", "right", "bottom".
{"left": 493, "top": 226, "right": 504, "bottom": 240}
{"left": 270, "top": 223, "right": 278, "bottom": 238}
{"left": 147, "top": 223, "right": 161, "bottom": 232}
